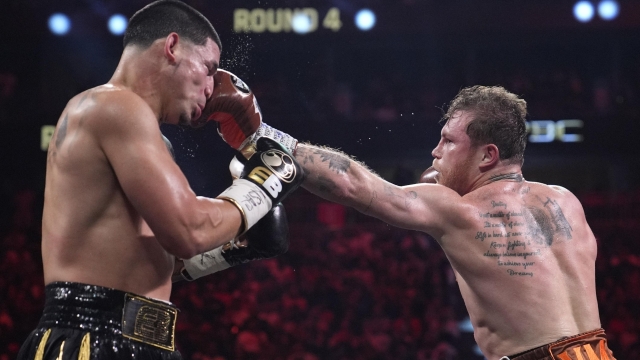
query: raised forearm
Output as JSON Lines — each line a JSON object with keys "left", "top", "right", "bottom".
{"left": 294, "top": 143, "right": 379, "bottom": 213}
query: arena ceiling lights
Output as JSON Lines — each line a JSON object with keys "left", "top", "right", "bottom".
{"left": 355, "top": 9, "right": 376, "bottom": 31}
{"left": 48, "top": 12, "right": 128, "bottom": 36}
{"left": 108, "top": 14, "right": 128, "bottom": 36}
{"left": 573, "top": 0, "right": 620, "bottom": 23}
{"left": 48, "top": 13, "right": 71, "bottom": 36}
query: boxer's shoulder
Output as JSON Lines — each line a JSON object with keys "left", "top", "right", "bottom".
{"left": 522, "top": 181, "right": 579, "bottom": 203}
{"left": 73, "top": 86, "right": 158, "bottom": 136}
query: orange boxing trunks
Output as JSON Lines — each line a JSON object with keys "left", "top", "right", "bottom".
{"left": 503, "top": 328, "right": 616, "bottom": 360}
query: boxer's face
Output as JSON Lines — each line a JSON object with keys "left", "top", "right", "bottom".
{"left": 168, "top": 38, "right": 219, "bottom": 126}
{"left": 431, "top": 110, "right": 478, "bottom": 194}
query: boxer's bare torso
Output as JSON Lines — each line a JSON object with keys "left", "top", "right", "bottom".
{"left": 41, "top": 37, "right": 245, "bottom": 301}
{"left": 294, "top": 141, "right": 600, "bottom": 359}
{"left": 42, "top": 87, "right": 175, "bottom": 300}
{"left": 436, "top": 179, "right": 600, "bottom": 359}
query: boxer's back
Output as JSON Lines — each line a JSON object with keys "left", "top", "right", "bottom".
{"left": 440, "top": 180, "right": 600, "bottom": 359}
{"left": 42, "top": 86, "right": 173, "bottom": 300}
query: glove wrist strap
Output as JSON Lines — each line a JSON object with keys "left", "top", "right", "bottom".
{"left": 240, "top": 122, "right": 298, "bottom": 157}
{"left": 218, "top": 179, "right": 272, "bottom": 234}
{"left": 182, "top": 246, "right": 231, "bottom": 280}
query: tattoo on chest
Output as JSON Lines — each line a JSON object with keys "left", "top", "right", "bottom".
{"left": 474, "top": 196, "right": 574, "bottom": 278}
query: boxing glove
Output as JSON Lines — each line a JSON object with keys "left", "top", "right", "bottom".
{"left": 217, "top": 137, "right": 304, "bottom": 234}
{"left": 178, "top": 203, "right": 289, "bottom": 281}
{"left": 196, "top": 69, "right": 298, "bottom": 157}
{"left": 419, "top": 166, "right": 438, "bottom": 184}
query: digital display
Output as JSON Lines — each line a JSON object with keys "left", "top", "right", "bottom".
{"left": 233, "top": 7, "right": 342, "bottom": 33}
{"left": 526, "top": 120, "right": 584, "bottom": 143}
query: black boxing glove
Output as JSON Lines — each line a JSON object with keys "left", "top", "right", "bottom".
{"left": 177, "top": 204, "right": 289, "bottom": 281}
{"left": 196, "top": 69, "right": 298, "bottom": 157}
{"left": 217, "top": 137, "right": 304, "bottom": 235}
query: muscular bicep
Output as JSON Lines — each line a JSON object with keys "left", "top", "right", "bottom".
{"left": 363, "top": 180, "right": 466, "bottom": 237}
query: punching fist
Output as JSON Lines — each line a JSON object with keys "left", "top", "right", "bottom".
{"left": 217, "top": 137, "right": 304, "bottom": 234}
{"left": 177, "top": 204, "right": 289, "bottom": 281}
{"left": 197, "top": 69, "right": 298, "bottom": 157}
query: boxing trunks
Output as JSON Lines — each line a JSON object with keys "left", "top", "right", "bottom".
{"left": 17, "top": 282, "right": 182, "bottom": 360}
{"left": 503, "top": 328, "right": 616, "bottom": 360}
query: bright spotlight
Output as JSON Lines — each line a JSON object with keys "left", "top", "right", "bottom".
{"left": 355, "top": 9, "right": 376, "bottom": 31}
{"left": 48, "top": 13, "right": 71, "bottom": 35}
{"left": 108, "top": 14, "right": 128, "bottom": 35}
{"left": 292, "top": 12, "right": 312, "bottom": 34}
{"left": 598, "top": 0, "right": 619, "bottom": 20}
{"left": 573, "top": 1, "right": 595, "bottom": 22}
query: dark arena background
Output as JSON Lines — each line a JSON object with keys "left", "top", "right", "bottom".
{"left": 1, "top": 1, "right": 640, "bottom": 359}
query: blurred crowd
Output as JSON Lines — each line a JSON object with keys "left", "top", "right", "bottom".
{"left": 1, "top": 188, "right": 639, "bottom": 360}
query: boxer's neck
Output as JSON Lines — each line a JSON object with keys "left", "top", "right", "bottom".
{"left": 487, "top": 173, "right": 524, "bottom": 183}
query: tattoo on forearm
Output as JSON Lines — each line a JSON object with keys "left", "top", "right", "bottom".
{"left": 315, "top": 175, "right": 338, "bottom": 195}
{"left": 296, "top": 146, "right": 315, "bottom": 165}
{"left": 314, "top": 149, "right": 350, "bottom": 174}
{"left": 363, "top": 191, "right": 378, "bottom": 213}
{"left": 405, "top": 191, "right": 418, "bottom": 209}
{"left": 384, "top": 184, "right": 402, "bottom": 198}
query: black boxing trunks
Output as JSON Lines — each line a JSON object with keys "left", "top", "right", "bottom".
{"left": 17, "top": 282, "right": 182, "bottom": 360}
{"left": 503, "top": 328, "right": 616, "bottom": 360}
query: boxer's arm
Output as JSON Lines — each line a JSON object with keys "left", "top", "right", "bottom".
{"left": 294, "top": 143, "right": 466, "bottom": 236}
{"left": 92, "top": 91, "right": 242, "bottom": 259}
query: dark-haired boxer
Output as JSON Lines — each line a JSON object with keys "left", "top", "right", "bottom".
{"left": 18, "top": 1, "right": 304, "bottom": 359}
{"left": 200, "top": 71, "right": 615, "bottom": 360}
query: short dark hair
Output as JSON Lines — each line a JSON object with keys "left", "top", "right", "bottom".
{"left": 123, "top": 0, "right": 221, "bottom": 52}
{"left": 442, "top": 85, "right": 527, "bottom": 165}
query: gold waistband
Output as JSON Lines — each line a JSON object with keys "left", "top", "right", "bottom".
{"left": 121, "top": 293, "right": 178, "bottom": 351}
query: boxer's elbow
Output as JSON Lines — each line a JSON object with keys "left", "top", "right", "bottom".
{"left": 154, "top": 216, "right": 209, "bottom": 259}
{"left": 337, "top": 173, "right": 370, "bottom": 207}
{"left": 176, "top": 206, "right": 231, "bottom": 258}
{"left": 156, "top": 226, "right": 201, "bottom": 259}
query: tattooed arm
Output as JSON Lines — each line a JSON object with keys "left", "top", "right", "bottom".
{"left": 294, "top": 143, "right": 465, "bottom": 234}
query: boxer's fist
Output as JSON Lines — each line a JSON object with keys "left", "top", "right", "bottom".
{"left": 230, "top": 203, "right": 289, "bottom": 265}
{"left": 177, "top": 204, "right": 289, "bottom": 281}
{"left": 420, "top": 167, "right": 438, "bottom": 184}
{"left": 238, "top": 137, "right": 304, "bottom": 205}
{"left": 217, "top": 138, "right": 304, "bottom": 233}
{"left": 198, "top": 69, "right": 298, "bottom": 156}
{"left": 196, "top": 69, "right": 262, "bottom": 150}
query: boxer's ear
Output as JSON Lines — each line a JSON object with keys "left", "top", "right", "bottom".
{"left": 164, "top": 33, "right": 180, "bottom": 63}
{"left": 479, "top": 144, "right": 499, "bottom": 170}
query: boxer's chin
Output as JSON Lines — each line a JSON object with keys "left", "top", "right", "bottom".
{"left": 187, "top": 113, "right": 208, "bottom": 128}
